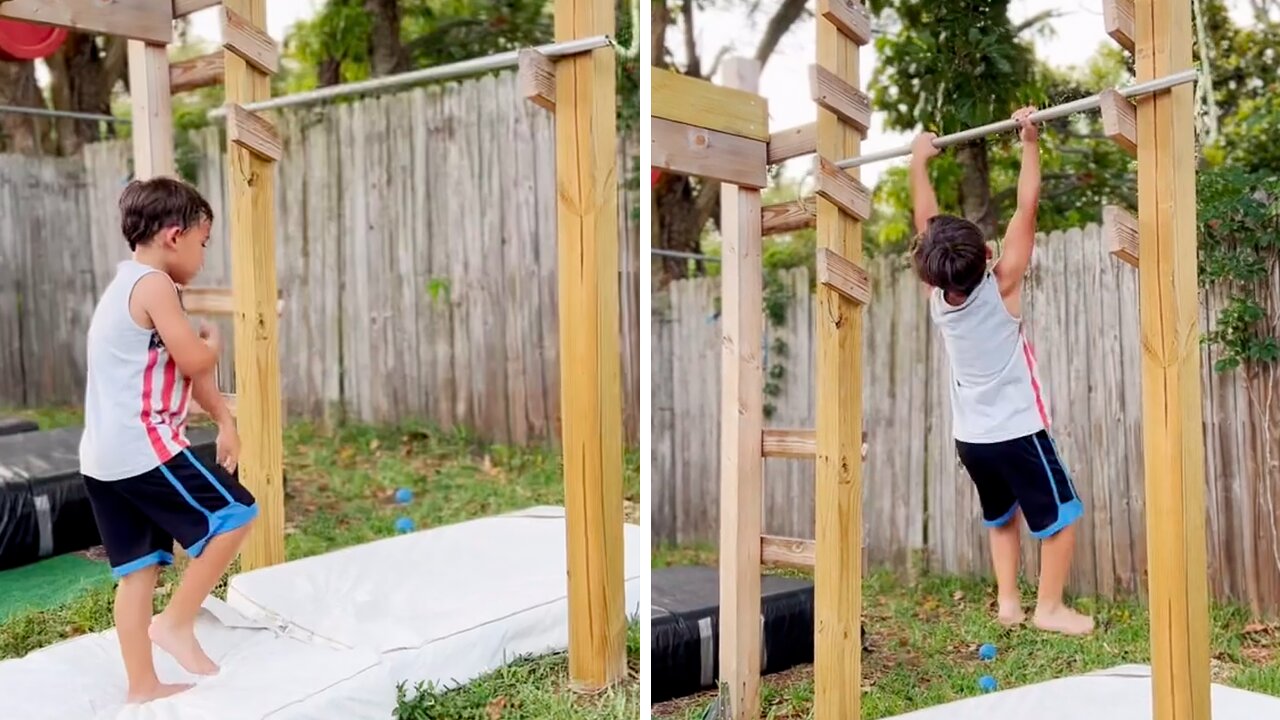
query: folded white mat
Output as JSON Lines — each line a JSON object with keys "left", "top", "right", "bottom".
{"left": 0, "top": 598, "right": 396, "bottom": 720}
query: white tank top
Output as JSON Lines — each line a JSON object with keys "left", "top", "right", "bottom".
{"left": 929, "top": 271, "right": 1050, "bottom": 443}
{"left": 79, "top": 260, "right": 193, "bottom": 480}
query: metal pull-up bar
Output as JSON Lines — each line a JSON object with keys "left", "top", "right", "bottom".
{"left": 209, "top": 34, "right": 613, "bottom": 119}
{"left": 835, "top": 68, "right": 1199, "bottom": 169}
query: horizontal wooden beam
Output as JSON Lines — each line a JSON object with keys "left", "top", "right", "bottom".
{"left": 810, "top": 65, "right": 871, "bottom": 136}
{"left": 652, "top": 117, "right": 768, "bottom": 189}
{"left": 762, "top": 199, "right": 815, "bottom": 235}
{"left": 518, "top": 48, "right": 556, "bottom": 112}
{"left": 173, "top": 0, "right": 220, "bottom": 17}
{"left": 814, "top": 156, "right": 871, "bottom": 222}
{"left": 1103, "top": 205, "right": 1138, "bottom": 267}
{"left": 819, "top": 0, "right": 872, "bottom": 46}
{"left": 189, "top": 392, "right": 237, "bottom": 420}
{"left": 170, "top": 52, "right": 224, "bottom": 93}
{"left": 1099, "top": 89, "right": 1137, "bottom": 156}
{"left": 652, "top": 68, "right": 769, "bottom": 142}
{"left": 222, "top": 6, "right": 279, "bottom": 75}
{"left": 768, "top": 123, "right": 816, "bottom": 164}
{"left": 1103, "top": 0, "right": 1135, "bottom": 53}
{"left": 817, "top": 248, "right": 871, "bottom": 305}
{"left": 182, "top": 286, "right": 284, "bottom": 316}
{"left": 761, "top": 535, "right": 815, "bottom": 570}
{"left": 226, "top": 104, "right": 282, "bottom": 162}
{"left": 0, "top": 0, "right": 172, "bottom": 44}
{"left": 762, "top": 429, "right": 816, "bottom": 458}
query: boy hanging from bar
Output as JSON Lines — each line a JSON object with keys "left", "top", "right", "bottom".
{"left": 908, "top": 107, "right": 1093, "bottom": 636}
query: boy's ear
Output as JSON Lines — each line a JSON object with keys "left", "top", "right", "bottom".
{"left": 160, "top": 225, "right": 182, "bottom": 248}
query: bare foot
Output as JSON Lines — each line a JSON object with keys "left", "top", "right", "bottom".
{"left": 149, "top": 614, "right": 219, "bottom": 675}
{"left": 126, "top": 682, "right": 193, "bottom": 704}
{"left": 997, "top": 597, "right": 1026, "bottom": 626}
{"left": 1033, "top": 604, "right": 1095, "bottom": 635}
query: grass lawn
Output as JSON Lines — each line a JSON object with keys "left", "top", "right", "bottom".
{"left": 652, "top": 544, "right": 1280, "bottom": 719}
{"left": 0, "top": 406, "right": 640, "bottom": 719}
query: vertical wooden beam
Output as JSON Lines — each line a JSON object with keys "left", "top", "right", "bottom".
{"left": 814, "top": 0, "right": 864, "bottom": 718}
{"left": 554, "top": 0, "right": 626, "bottom": 691}
{"left": 716, "top": 56, "right": 765, "bottom": 720}
{"left": 223, "top": 0, "right": 284, "bottom": 570}
{"left": 1135, "top": 1, "right": 1210, "bottom": 719}
{"left": 127, "top": 41, "right": 174, "bottom": 178}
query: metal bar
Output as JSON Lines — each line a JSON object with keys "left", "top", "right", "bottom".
{"left": 210, "top": 35, "right": 614, "bottom": 118}
{"left": 651, "top": 248, "right": 721, "bottom": 262}
{"left": 835, "top": 68, "right": 1198, "bottom": 169}
{"left": 0, "top": 104, "right": 129, "bottom": 124}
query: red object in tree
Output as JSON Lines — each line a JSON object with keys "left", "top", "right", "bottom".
{"left": 0, "top": 19, "right": 68, "bottom": 61}
{"left": 652, "top": 169, "right": 662, "bottom": 186}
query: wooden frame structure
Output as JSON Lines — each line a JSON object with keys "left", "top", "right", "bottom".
{"left": 5, "top": 0, "right": 627, "bottom": 692}
{"left": 653, "top": 0, "right": 1207, "bottom": 717}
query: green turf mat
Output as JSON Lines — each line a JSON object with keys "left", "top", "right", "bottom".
{"left": 0, "top": 555, "right": 113, "bottom": 621}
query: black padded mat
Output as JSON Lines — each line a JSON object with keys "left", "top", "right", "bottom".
{"left": 0, "top": 425, "right": 217, "bottom": 570}
{"left": 0, "top": 417, "right": 38, "bottom": 438}
{"left": 651, "top": 565, "right": 815, "bottom": 703}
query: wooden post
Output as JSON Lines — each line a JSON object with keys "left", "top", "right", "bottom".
{"left": 813, "top": 0, "right": 867, "bottom": 717}
{"left": 716, "top": 55, "right": 765, "bottom": 720}
{"left": 553, "top": 0, "right": 626, "bottom": 691}
{"left": 1135, "top": 0, "right": 1210, "bottom": 718}
{"left": 222, "top": 0, "right": 285, "bottom": 570}
{"left": 127, "top": 41, "right": 174, "bottom": 178}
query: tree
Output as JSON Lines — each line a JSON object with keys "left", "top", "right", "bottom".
{"left": 652, "top": 0, "right": 809, "bottom": 282}
{"left": 46, "top": 33, "right": 128, "bottom": 155}
{"left": 0, "top": 60, "right": 44, "bottom": 154}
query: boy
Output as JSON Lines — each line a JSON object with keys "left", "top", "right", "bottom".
{"left": 80, "top": 177, "right": 258, "bottom": 702}
{"left": 909, "top": 108, "right": 1093, "bottom": 636}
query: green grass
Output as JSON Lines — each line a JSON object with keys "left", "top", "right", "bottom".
{"left": 0, "top": 411, "right": 639, "bottom": 719}
{"left": 0, "top": 554, "right": 114, "bottom": 622}
{"left": 652, "top": 546, "right": 1280, "bottom": 719}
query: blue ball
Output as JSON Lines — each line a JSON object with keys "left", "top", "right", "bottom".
{"left": 394, "top": 517, "right": 415, "bottom": 533}
{"left": 978, "top": 675, "right": 997, "bottom": 693}
{"left": 978, "top": 643, "right": 997, "bottom": 661}
{"left": 394, "top": 488, "right": 413, "bottom": 504}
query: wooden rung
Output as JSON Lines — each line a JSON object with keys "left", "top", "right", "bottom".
{"left": 814, "top": 156, "right": 871, "bottom": 221}
{"left": 222, "top": 6, "right": 279, "bottom": 75}
{"left": 518, "top": 48, "right": 555, "bottom": 112}
{"left": 768, "top": 122, "right": 816, "bottom": 164}
{"left": 652, "top": 117, "right": 768, "bottom": 189}
{"left": 170, "top": 51, "right": 224, "bottom": 94}
{"left": 819, "top": 0, "right": 872, "bottom": 46}
{"left": 810, "top": 64, "right": 871, "bottom": 135}
{"left": 762, "top": 428, "right": 816, "bottom": 458}
{"left": 189, "top": 392, "right": 237, "bottom": 419}
{"left": 1103, "top": 0, "right": 1135, "bottom": 53}
{"left": 762, "top": 199, "right": 815, "bottom": 235}
{"left": 817, "top": 248, "right": 871, "bottom": 305}
{"left": 1103, "top": 205, "right": 1139, "bottom": 267}
{"left": 761, "top": 535, "right": 815, "bottom": 570}
{"left": 226, "top": 104, "right": 282, "bottom": 162}
{"left": 653, "top": 68, "right": 770, "bottom": 141}
{"left": 1099, "top": 89, "right": 1137, "bottom": 157}
{"left": 174, "top": 0, "right": 221, "bottom": 18}
{"left": 182, "top": 286, "right": 285, "bottom": 315}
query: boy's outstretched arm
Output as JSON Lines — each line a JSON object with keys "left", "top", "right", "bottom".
{"left": 994, "top": 107, "right": 1041, "bottom": 300}
{"left": 131, "top": 273, "right": 221, "bottom": 378}
{"left": 909, "top": 132, "right": 941, "bottom": 235}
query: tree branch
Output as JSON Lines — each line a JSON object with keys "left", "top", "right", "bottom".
{"left": 696, "top": 179, "right": 722, "bottom": 231}
{"left": 706, "top": 45, "right": 733, "bottom": 80}
{"left": 651, "top": 0, "right": 669, "bottom": 69}
{"left": 754, "top": 0, "right": 808, "bottom": 68}
{"left": 682, "top": 0, "right": 701, "bottom": 78}
{"left": 1015, "top": 10, "right": 1063, "bottom": 35}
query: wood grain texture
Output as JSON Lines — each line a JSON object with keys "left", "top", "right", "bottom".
{"left": 815, "top": 155, "right": 871, "bottom": 221}
{"left": 0, "top": 0, "right": 172, "bottom": 43}
{"left": 170, "top": 52, "right": 224, "bottom": 93}
{"left": 227, "top": 104, "right": 282, "bottom": 161}
{"left": 768, "top": 123, "right": 816, "bottom": 164}
{"left": 222, "top": 6, "right": 279, "bottom": 75}
{"left": 1100, "top": 89, "right": 1138, "bottom": 156}
{"left": 762, "top": 428, "right": 815, "bottom": 458}
{"left": 1104, "top": 205, "right": 1139, "bottom": 266}
{"left": 173, "top": 0, "right": 220, "bottom": 17}
{"left": 809, "top": 64, "right": 871, "bottom": 134}
{"left": 762, "top": 199, "right": 815, "bottom": 235}
{"left": 518, "top": 48, "right": 556, "bottom": 111}
{"left": 127, "top": 41, "right": 173, "bottom": 178}
{"left": 652, "top": 68, "right": 769, "bottom": 141}
{"left": 816, "top": 248, "right": 870, "bottom": 305}
{"left": 818, "top": 0, "right": 872, "bottom": 45}
{"left": 761, "top": 535, "right": 816, "bottom": 569}
{"left": 652, "top": 117, "right": 768, "bottom": 189}
{"left": 1105, "top": 0, "right": 1137, "bottom": 52}
{"left": 1135, "top": 0, "right": 1211, "bottom": 717}
{"left": 555, "top": 0, "right": 627, "bottom": 690}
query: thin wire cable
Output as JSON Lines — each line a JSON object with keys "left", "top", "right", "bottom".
{"left": 0, "top": 105, "right": 128, "bottom": 124}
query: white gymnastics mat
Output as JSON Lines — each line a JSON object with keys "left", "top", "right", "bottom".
{"left": 0, "top": 598, "right": 395, "bottom": 720}
{"left": 226, "top": 506, "right": 644, "bottom": 689}
{"left": 886, "top": 664, "right": 1280, "bottom": 719}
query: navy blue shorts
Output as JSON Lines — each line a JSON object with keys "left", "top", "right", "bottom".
{"left": 955, "top": 430, "right": 1083, "bottom": 539}
{"left": 83, "top": 448, "right": 257, "bottom": 578}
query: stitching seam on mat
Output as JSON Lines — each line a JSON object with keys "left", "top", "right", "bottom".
{"left": 263, "top": 662, "right": 391, "bottom": 717}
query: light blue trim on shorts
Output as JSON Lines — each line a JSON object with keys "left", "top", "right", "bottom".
{"left": 111, "top": 550, "right": 175, "bottom": 578}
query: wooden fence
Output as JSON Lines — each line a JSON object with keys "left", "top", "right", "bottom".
{"left": 652, "top": 225, "right": 1280, "bottom": 614}
{"left": 0, "top": 70, "right": 641, "bottom": 446}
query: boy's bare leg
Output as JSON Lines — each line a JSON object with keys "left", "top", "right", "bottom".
{"left": 1033, "top": 523, "right": 1095, "bottom": 635}
{"left": 150, "top": 523, "right": 253, "bottom": 675}
{"left": 117, "top": 565, "right": 193, "bottom": 703}
{"left": 989, "top": 510, "right": 1025, "bottom": 625}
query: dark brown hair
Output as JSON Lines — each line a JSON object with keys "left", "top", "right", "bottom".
{"left": 911, "top": 214, "right": 987, "bottom": 297}
{"left": 119, "top": 176, "right": 213, "bottom": 251}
